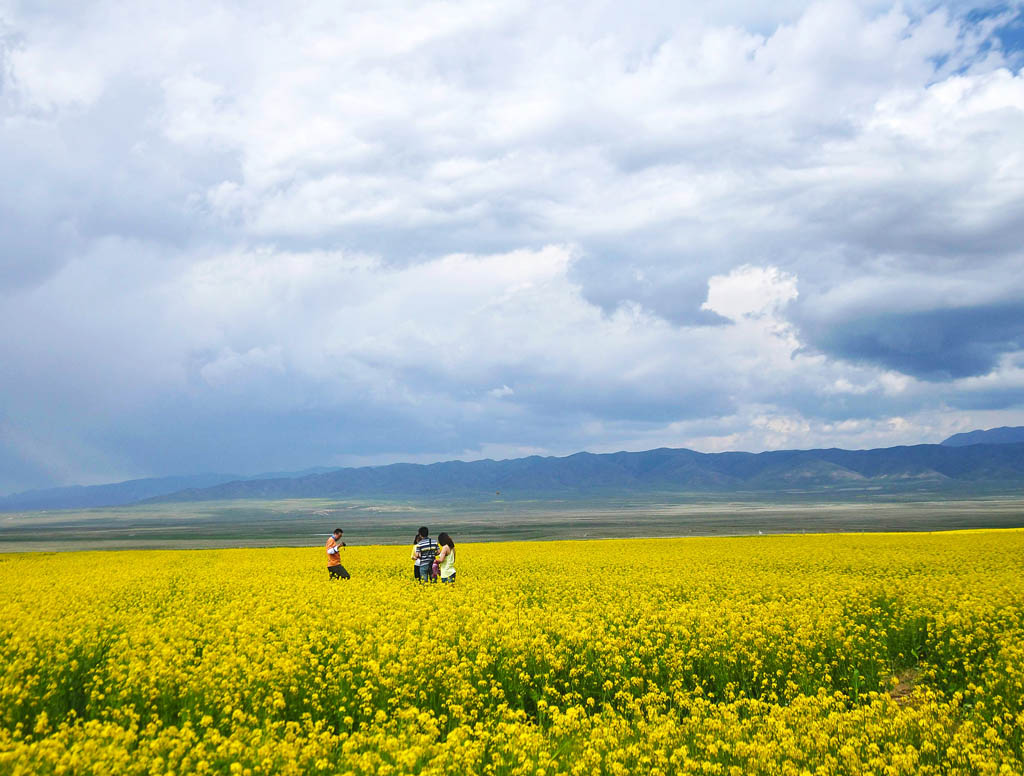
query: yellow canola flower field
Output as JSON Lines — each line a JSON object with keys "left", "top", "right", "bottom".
{"left": 2, "top": 530, "right": 1024, "bottom": 775}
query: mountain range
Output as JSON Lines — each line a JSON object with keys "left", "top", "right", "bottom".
{"left": 941, "top": 426, "right": 1024, "bottom": 447}
{"left": 0, "top": 467, "right": 339, "bottom": 512}
{"left": 3, "top": 426, "right": 1023, "bottom": 512}
{"left": 149, "top": 441, "right": 1024, "bottom": 503}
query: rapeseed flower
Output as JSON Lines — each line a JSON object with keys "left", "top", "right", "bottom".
{"left": 0, "top": 531, "right": 1022, "bottom": 774}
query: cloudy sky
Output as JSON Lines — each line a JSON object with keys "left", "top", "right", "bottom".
{"left": 1, "top": 0, "right": 1023, "bottom": 492}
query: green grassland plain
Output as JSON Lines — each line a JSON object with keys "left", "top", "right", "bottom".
{"left": 2, "top": 492, "right": 1024, "bottom": 551}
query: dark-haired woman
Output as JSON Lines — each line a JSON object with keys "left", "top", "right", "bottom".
{"left": 437, "top": 532, "right": 456, "bottom": 583}
{"left": 411, "top": 532, "right": 423, "bottom": 580}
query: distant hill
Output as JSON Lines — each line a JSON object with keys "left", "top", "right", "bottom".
{"left": 942, "top": 426, "right": 1024, "bottom": 447}
{"left": 0, "top": 474, "right": 240, "bottom": 512}
{"left": 0, "top": 467, "right": 340, "bottom": 512}
{"left": 148, "top": 443, "right": 1024, "bottom": 503}
{"left": 11, "top": 443, "right": 1024, "bottom": 512}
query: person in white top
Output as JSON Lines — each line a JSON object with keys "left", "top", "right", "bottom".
{"left": 411, "top": 531, "right": 424, "bottom": 580}
{"left": 437, "top": 532, "right": 456, "bottom": 583}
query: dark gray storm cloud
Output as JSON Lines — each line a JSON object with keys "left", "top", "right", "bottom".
{"left": 1, "top": 0, "right": 1024, "bottom": 492}
{"left": 800, "top": 302, "right": 1024, "bottom": 381}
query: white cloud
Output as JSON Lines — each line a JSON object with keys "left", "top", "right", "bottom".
{"left": 703, "top": 265, "right": 799, "bottom": 321}
{"left": 1, "top": 0, "right": 1023, "bottom": 489}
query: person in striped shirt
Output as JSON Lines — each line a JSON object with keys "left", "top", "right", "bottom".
{"left": 414, "top": 526, "right": 439, "bottom": 583}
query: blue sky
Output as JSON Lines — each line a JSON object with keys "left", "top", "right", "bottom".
{"left": 1, "top": 0, "right": 1023, "bottom": 492}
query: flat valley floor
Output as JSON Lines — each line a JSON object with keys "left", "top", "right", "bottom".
{"left": 3, "top": 493, "right": 1024, "bottom": 551}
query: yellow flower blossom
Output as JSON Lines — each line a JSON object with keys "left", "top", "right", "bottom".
{"left": 1, "top": 530, "right": 1023, "bottom": 774}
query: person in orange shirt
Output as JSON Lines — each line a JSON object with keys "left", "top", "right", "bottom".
{"left": 326, "top": 528, "right": 350, "bottom": 580}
